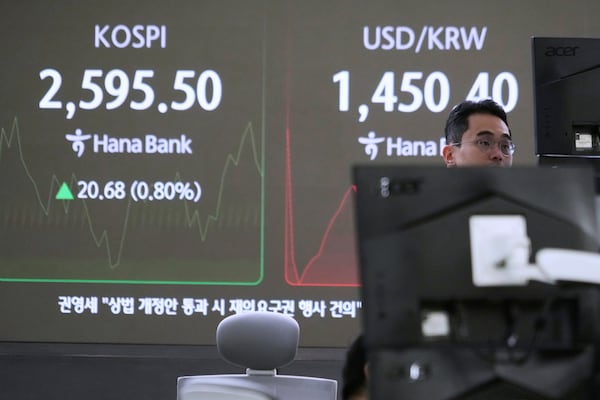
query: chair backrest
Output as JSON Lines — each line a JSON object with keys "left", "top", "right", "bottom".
{"left": 217, "top": 311, "right": 299, "bottom": 371}
{"left": 178, "top": 377, "right": 276, "bottom": 400}
{"left": 177, "top": 311, "right": 338, "bottom": 400}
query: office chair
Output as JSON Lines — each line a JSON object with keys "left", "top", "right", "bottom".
{"left": 178, "top": 377, "right": 276, "bottom": 400}
{"left": 177, "top": 311, "right": 338, "bottom": 400}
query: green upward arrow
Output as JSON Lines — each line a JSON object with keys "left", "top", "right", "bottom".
{"left": 56, "top": 182, "right": 74, "bottom": 200}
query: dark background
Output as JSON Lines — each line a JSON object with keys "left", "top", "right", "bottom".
{"left": 1, "top": 0, "right": 599, "bottom": 399}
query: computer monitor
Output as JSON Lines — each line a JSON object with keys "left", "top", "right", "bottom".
{"left": 532, "top": 36, "right": 600, "bottom": 189}
{"left": 352, "top": 165, "right": 600, "bottom": 400}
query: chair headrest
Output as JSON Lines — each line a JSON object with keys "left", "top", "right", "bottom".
{"left": 216, "top": 312, "right": 299, "bottom": 370}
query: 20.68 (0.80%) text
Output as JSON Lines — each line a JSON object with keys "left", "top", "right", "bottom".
{"left": 74, "top": 180, "right": 202, "bottom": 203}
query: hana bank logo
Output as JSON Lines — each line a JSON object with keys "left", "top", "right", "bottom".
{"left": 65, "top": 128, "right": 92, "bottom": 157}
{"left": 358, "top": 131, "right": 446, "bottom": 159}
{"left": 65, "top": 128, "right": 193, "bottom": 157}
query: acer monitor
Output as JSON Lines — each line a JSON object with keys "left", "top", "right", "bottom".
{"left": 532, "top": 36, "right": 600, "bottom": 189}
{"left": 352, "top": 165, "right": 600, "bottom": 400}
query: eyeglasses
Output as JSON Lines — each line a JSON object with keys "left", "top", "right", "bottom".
{"left": 451, "top": 138, "right": 516, "bottom": 156}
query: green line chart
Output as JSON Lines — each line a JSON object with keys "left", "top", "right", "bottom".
{"left": 0, "top": 118, "right": 265, "bottom": 285}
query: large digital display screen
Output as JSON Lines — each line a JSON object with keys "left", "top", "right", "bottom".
{"left": 1, "top": 0, "right": 598, "bottom": 347}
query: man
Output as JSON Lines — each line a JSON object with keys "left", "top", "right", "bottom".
{"left": 441, "top": 99, "right": 515, "bottom": 167}
{"left": 342, "top": 98, "right": 515, "bottom": 400}
{"left": 341, "top": 334, "right": 368, "bottom": 400}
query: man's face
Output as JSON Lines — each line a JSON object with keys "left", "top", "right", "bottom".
{"left": 442, "top": 113, "right": 513, "bottom": 167}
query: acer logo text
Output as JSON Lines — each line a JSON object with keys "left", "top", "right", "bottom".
{"left": 544, "top": 46, "right": 579, "bottom": 56}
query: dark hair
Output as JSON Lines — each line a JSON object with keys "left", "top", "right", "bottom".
{"left": 444, "top": 99, "right": 510, "bottom": 144}
{"left": 341, "top": 335, "right": 367, "bottom": 400}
